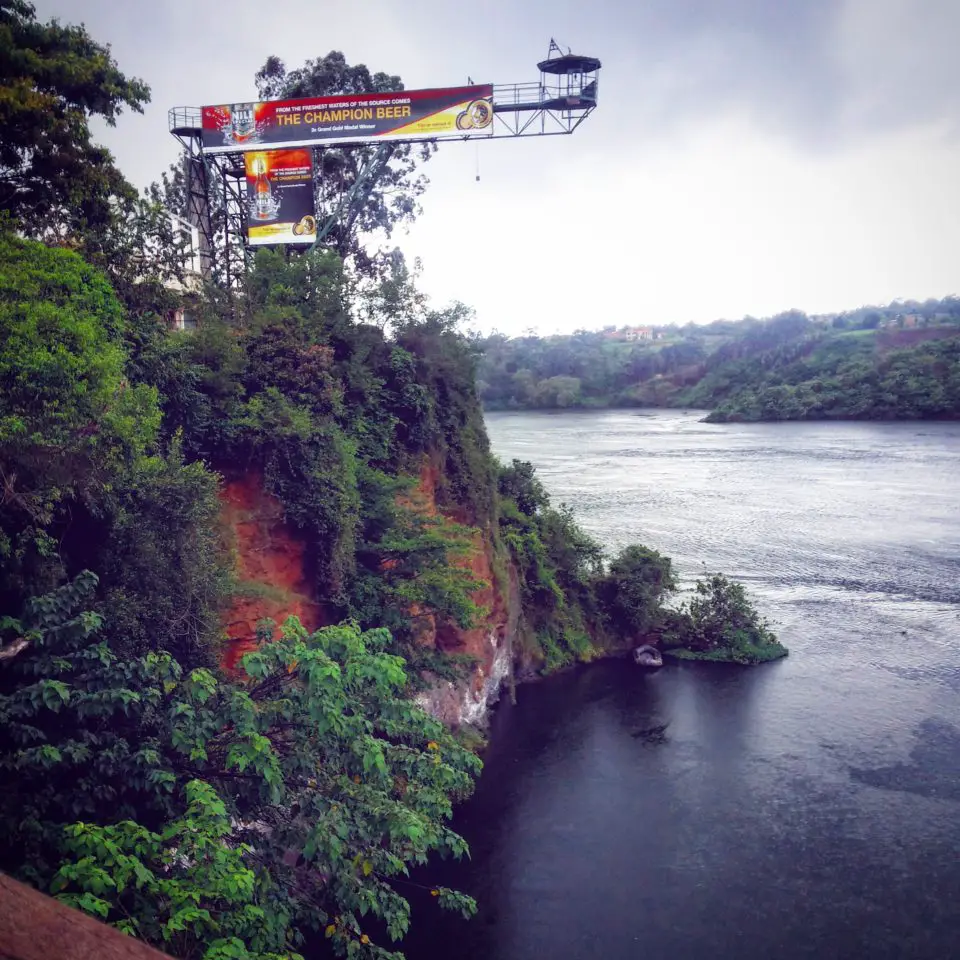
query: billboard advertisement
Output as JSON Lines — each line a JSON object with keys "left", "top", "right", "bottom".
{"left": 244, "top": 149, "right": 316, "bottom": 246}
{"left": 202, "top": 85, "right": 494, "bottom": 153}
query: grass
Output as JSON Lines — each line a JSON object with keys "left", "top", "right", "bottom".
{"left": 231, "top": 579, "right": 302, "bottom": 604}
{"left": 663, "top": 641, "right": 788, "bottom": 665}
{"left": 835, "top": 328, "right": 879, "bottom": 340}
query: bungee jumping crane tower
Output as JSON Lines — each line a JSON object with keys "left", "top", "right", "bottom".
{"left": 168, "top": 40, "right": 600, "bottom": 284}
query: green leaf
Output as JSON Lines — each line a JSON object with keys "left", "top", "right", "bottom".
{"left": 40, "top": 680, "right": 71, "bottom": 711}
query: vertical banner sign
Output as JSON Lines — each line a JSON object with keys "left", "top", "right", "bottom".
{"left": 244, "top": 149, "right": 316, "bottom": 246}
{"left": 202, "top": 85, "right": 495, "bottom": 153}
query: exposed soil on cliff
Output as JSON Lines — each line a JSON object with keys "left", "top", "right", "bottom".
{"left": 219, "top": 472, "right": 324, "bottom": 672}
{"left": 217, "top": 461, "right": 520, "bottom": 722}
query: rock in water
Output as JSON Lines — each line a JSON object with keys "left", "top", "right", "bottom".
{"left": 633, "top": 644, "right": 663, "bottom": 668}
{"left": 631, "top": 722, "right": 669, "bottom": 742}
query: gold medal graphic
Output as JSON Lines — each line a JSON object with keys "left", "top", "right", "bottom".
{"left": 467, "top": 99, "right": 492, "bottom": 129}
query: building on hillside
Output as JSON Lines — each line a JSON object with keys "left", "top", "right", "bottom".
{"left": 170, "top": 304, "right": 199, "bottom": 331}
{"left": 163, "top": 212, "right": 203, "bottom": 332}
{"left": 881, "top": 312, "right": 927, "bottom": 329}
{"left": 601, "top": 326, "right": 664, "bottom": 342}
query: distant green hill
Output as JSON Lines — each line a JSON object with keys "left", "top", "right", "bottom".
{"left": 478, "top": 301, "right": 960, "bottom": 421}
{"left": 690, "top": 330, "right": 960, "bottom": 422}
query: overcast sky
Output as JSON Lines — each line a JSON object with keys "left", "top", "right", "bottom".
{"left": 48, "top": 0, "right": 960, "bottom": 334}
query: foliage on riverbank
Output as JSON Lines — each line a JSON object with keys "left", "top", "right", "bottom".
{"left": 495, "top": 459, "right": 602, "bottom": 671}
{"left": 701, "top": 335, "right": 960, "bottom": 422}
{"left": 476, "top": 306, "right": 960, "bottom": 421}
{"left": 494, "top": 462, "right": 786, "bottom": 669}
{"left": 0, "top": 3, "right": 496, "bottom": 947}
{"left": 661, "top": 575, "right": 788, "bottom": 664}
{"left": 0, "top": 231, "right": 496, "bottom": 958}
{"left": 663, "top": 644, "right": 787, "bottom": 663}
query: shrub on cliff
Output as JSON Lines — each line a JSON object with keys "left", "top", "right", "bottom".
{"left": 497, "top": 459, "right": 549, "bottom": 517}
{"left": 496, "top": 459, "right": 604, "bottom": 671}
{"left": 352, "top": 466, "right": 486, "bottom": 672}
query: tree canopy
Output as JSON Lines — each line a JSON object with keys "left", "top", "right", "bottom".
{"left": 2, "top": 573, "right": 480, "bottom": 960}
{"left": 254, "top": 52, "right": 433, "bottom": 273}
{"left": 477, "top": 301, "right": 960, "bottom": 420}
{"left": 0, "top": 232, "right": 161, "bottom": 605}
{"left": 0, "top": 0, "right": 149, "bottom": 249}
{"left": 0, "top": 236, "right": 491, "bottom": 959}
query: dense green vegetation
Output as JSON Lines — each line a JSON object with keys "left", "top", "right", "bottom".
{"left": 493, "top": 461, "right": 784, "bottom": 669}
{"left": 661, "top": 575, "right": 788, "bottom": 664}
{"left": 2, "top": 573, "right": 480, "bottom": 959}
{"left": 495, "top": 460, "right": 604, "bottom": 672}
{"left": 699, "top": 333, "right": 960, "bottom": 422}
{"left": 0, "top": 5, "right": 786, "bottom": 959}
{"left": 0, "top": 230, "right": 496, "bottom": 958}
{"left": 478, "top": 303, "right": 960, "bottom": 420}
{"left": 0, "top": 6, "right": 493, "bottom": 956}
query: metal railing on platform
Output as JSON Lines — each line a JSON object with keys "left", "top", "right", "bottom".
{"left": 168, "top": 106, "right": 202, "bottom": 134}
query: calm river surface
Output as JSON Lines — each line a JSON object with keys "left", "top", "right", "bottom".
{"left": 404, "top": 411, "right": 960, "bottom": 960}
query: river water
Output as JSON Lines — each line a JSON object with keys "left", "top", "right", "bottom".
{"left": 403, "top": 410, "right": 960, "bottom": 960}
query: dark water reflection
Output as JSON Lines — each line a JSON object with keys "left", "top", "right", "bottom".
{"left": 402, "top": 412, "right": 960, "bottom": 960}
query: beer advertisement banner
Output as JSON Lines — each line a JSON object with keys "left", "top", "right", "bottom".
{"left": 202, "top": 85, "right": 494, "bottom": 153}
{"left": 244, "top": 149, "right": 316, "bottom": 246}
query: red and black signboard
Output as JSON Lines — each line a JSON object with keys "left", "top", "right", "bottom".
{"left": 202, "top": 85, "right": 494, "bottom": 153}
{"left": 244, "top": 149, "right": 315, "bottom": 246}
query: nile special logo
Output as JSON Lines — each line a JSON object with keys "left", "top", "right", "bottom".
{"left": 455, "top": 98, "right": 493, "bottom": 132}
{"left": 211, "top": 102, "right": 266, "bottom": 147}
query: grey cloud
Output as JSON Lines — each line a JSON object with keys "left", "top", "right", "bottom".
{"left": 38, "top": 0, "right": 960, "bottom": 192}
{"left": 511, "top": 0, "right": 959, "bottom": 147}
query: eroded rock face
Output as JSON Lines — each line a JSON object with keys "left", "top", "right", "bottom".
{"left": 405, "top": 460, "right": 521, "bottom": 727}
{"left": 217, "top": 462, "right": 520, "bottom": 725}
{"left": 219, "top": 472, "right": 324, "bottom": 673}
{"left": 415, "top": 628, "right": 512, "bottom": 727}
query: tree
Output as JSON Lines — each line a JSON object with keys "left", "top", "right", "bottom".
{"left": 497, "top": 459, "right": 550, "bottom": 517}
{"left": 663, "top": 573, "right": 787, "bottom": 663}
{"left": 597, "top": 545, "right": 675, "bottom": 639}
{"left": 0, "top": 0, "right": 149, "bottom": 251}
{"left": 254, "top": 53, "right": 434, "bottom": 273}
{"left": 534, "top": 375, "right": 582, "bottom": 408}
{"left": 0, "top": 233, "right": 160, "bottom": 604}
